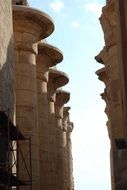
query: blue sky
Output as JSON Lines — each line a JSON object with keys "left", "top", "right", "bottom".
{"left": 29, "top": 0, "right": 111, "bottom": 189}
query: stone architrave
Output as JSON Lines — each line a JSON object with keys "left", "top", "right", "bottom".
{"left": 47, "top": 68, "right": 69, "bottom": 190}
{"left": 55, "top": 89, "right": 70, "bottom": 190}
{"left": 13, "top": 5, "right": 54, "bottom": 190}
{"left": 36, "top": 42, "right": 63, "bottom": 190}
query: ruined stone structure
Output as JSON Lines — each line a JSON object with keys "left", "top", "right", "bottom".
{"left": 0, "top": 0, "right": 74, "bottom": 190}
{"left": 96, "top": 0, "right": 127, "bottom": 189}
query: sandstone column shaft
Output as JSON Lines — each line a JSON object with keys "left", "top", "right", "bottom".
{"left": 63, "top": 107, "right": 71, "bottom": 190}
{"left": 48, "top": 69, "right": 69, "bottom": 190}
{"left": 47, "top": 76, "right": 58, "bottom": 190}
{"left": 67, "top": 121, "right": 74, "bottom": 190}
{"left": 13, "top": 5, "right": 54, "bottom": 190}
{"left": 14, "top": 29, "right": 40, "bottom": 190}
{"left": 36, "top": 42, "right": 63, "bottom": 190}
{"left": 55, "top": 90, "right": 70, "bottom": 190}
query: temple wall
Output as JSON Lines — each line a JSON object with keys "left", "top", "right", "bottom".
{"left": 0, "top": 0, "right": 15, "bottom": 120}
{"left": 96, "top": 0, "right": 124, "bottom": 147}
{"left": 96, "top": 0, "right": 127, "bottom": 189}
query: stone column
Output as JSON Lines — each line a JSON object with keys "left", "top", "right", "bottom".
{"left": 95, "top": 67, "right": 111, "bottom": 138}
{"left": 66, "top": 121, "right": 74, "bottom": 190}
{"left": 63, "top": 107, "right": 70, "bottom": 190}
{"left": 47, "top": 68, "right": 69, "bottom": 190}
{"left": 63, "top": 107, "right": 70, "bottom": 136}
{"left": 13, "top": 5, "right": 54, "bottom": 190}
{"left": 36, "top": 42, "right": 63, "bottom": 190}
{"left": 55, "top": 89, "right": 70, "bottom": 190}
{"left": 96, "top": 49, "right": 116, "bottom": 190}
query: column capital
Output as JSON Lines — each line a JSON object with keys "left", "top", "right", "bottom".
{"left": 101, "top": 88, "right": 108, "bottom": 103}
{"left": 48, "top": 68, "right": 69, "bottom": 102}
{"left": 95, "top": 47, "right": 108, "bottom": 65}
{"left": 56, "top": 90, "right": 70, "bottom": 106}
{"left": 96, "top": 67, "right": 107, "bottom": 85}
{"left": 49, "top": 68, "right": 69, "bottom": 89}
{"left": 63, "top": 106, "right": 70, "bottom": 117}
{"left": 13, "top": 5, "right": 54, "bottom": 53}
{"left": 67, "top": 122, "right": 74, "bottom": 133}
{"left": 37, "top": 42, "right": 63, "bottom": 67}
{"left": 36, "top": 43, "right": 63, "bottom": 82}
{"left": 55, "top": 90, "right": 70, "bottom": 119}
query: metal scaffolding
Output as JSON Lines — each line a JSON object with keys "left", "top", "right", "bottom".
{"left": 0, "top": 110, "right": 32, "bottom": 190}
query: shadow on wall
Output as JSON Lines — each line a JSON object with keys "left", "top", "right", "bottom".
{"left": 0, "top": 37, "right": 15, "bottom": 121}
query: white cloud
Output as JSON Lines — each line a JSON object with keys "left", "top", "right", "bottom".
{"left": 71, "top": 21, "right": 80, "bottom": 28}
{"left": 83, "top": 0, "right": 103, "bottom": 17}
{"left": 50, "top": 0, "right": 64, "bottom": 13}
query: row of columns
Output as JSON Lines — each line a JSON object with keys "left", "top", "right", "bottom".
{"left": 12, "top": 1, "right": 74, "bottom": 190}
{"left": 95, "top": 0, "right": 127, "bottom": 189}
